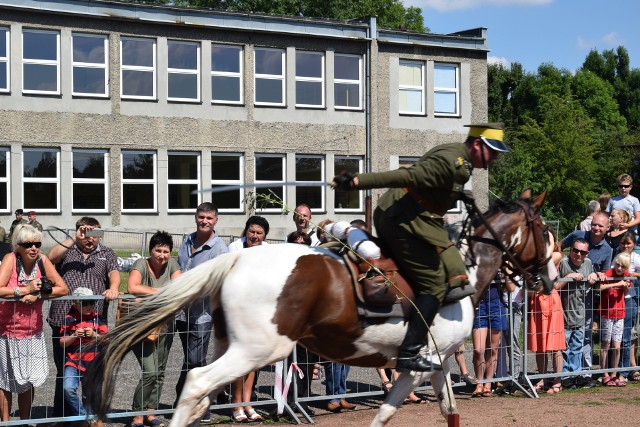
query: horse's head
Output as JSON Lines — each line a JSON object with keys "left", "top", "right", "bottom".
{"left": 471, "top": 190, "right": 557, "bottom": 295}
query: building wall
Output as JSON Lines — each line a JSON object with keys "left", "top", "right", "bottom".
{"left": 0, "top": 1, "right": 489, "bottom": 239}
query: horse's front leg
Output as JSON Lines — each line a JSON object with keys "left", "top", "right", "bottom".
{"left": 370, "top": 370, "right": 432, "bottom": 427}
{"left": 430, "top": 362, "right": 458, "bottom": 420}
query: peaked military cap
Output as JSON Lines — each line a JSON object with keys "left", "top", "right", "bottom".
{"left": 464, "top": 122, "right": 509, "bottom": 152}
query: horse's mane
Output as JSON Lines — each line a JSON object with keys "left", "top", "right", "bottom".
{"left": 472, "top": 198, "right": 528, "bottom": 228}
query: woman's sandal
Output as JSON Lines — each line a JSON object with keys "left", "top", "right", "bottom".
{"left": 605, "top": 378, "right": 618, "bottom": 387}
{"left": 471, "top": 386, "right": 484, "bottom": 398}
{"left": 381, "top": 380, "right": 393, "bottom": 395}
{"left": 461, "top": 373, "right": 478, "bottom": 385}
{"left": 245, "top": 408, "right": 264, "bottom": 421}
{"left": 312, "top": 364, "right": 322, "bottom": 380}
{"left": 546, "top": 384, "right": 562, "bottom": 394}
{"left": 534, "top": 381, "right": 545, "bottom": 392}
{"left": 615, "top": 378, "right": 627, "bottom": 387}
{"left": 232, "top": 409, "right": 248, "bottom": 422}
{"left": 630, "top": 371, "right": 640, "bottom": 381}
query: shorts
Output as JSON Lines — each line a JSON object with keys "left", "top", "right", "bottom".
{"left": 601, "top": 317, "right": 624, "bottom": 343}
{"left": 473, "top": 293, "right": 508, "bottom": 331}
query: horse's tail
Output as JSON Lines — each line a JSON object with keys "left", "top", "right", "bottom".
{"left": 84, "top": 251, "right": 240, "bottom": 419}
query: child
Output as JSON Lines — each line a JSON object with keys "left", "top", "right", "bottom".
{"left": 600, "top": 253, "right": 631, "bottom": 387}
{"left": 59, "top": 287, "right": 108, "bottom": 423}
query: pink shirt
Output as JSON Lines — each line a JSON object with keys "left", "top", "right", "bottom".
{"left": 0, "top": 253, "right": 44, "bottom": 338}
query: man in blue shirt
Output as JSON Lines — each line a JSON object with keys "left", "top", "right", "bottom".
{"left": 561, "top": 212, "right": 612, "bottom": 388}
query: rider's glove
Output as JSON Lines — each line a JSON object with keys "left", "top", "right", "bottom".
{"left": 459, "top": 190, "right": 475, "bottom": 204}
{"left": 331, "top": 172, "right": 358, "bottom": 191}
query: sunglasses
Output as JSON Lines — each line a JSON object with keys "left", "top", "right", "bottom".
{"left": 571, "top": 248, "right": 589, "bottom": 256}
{"left": 18, "top": 241, "right": 42, "bottom": 249}
{"left": 619, "top": 184, "right": 632, "bottom": 188}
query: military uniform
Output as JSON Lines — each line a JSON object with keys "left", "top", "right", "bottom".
{"left": 357, "top": 143, "right": 472, "bottom": 302}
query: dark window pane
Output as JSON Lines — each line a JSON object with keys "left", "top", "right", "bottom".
{"left": 73, "top": 67, "right": 105, "bottom": 94}
{"left": 334, "top": 189, "right": 359, "bottom": 209}
{"left": 296, "top": 157, "right": 322, "bottom": 181}
{"left": 24, "top": 151, "right": 57, "bottom": 178}
{"left": 123, "top": 184, "right": 154, "bottom": 209}
{"left": 23, "top": 31, "right": 57, "bottom": 60}
{"left": 122, "top": 153, "right": 153, "bottom": 179}
{"left": 24, "top": 182, "right": 57, "bottom": 209}
{"left": 210, "top": 186, "right": 240, "bottom": 209}
{"left": 255, "top": 49, "right": 282, "bottom": 75}
{"left": 0, "top": 63, "right": 6, "bottom": 90}
{"left": 73, "top": 183, "right": 105, "bottom": 210}
{"left": 73, "top": 35, "right": 105, "bottom": 63}
{"left": 211, "top": 155, "right": 240, "bottom": 180}
{"left": 296, "top": 52, "right": 322, "bottom": 78}
{"left": 296, "top": 81, "right": 322, "bottom": 105}
{"left": 168, "top": 154, "right": 198, "bottom": 180}
{"left": 73, "top": 152, "right": 104, "bottom": 179}
{"left": 0, "top": 183, "right": 7, "bottom": 210}
{"left": 256, "top": 157, "right": 282, "bottom": 181}
{"left": 0, "top": 154, "right": 6, "bottom": 178}
{"left": 256, "top": 187, "right": 283, "bottom": 209}
{"left": 296, "top": 186, "right": 321, "bottom": 209}
{"left": 168, "top": 183, "right": 198, "bottom": 209}
{"left": 255, "top": 78, "right": 282, "bottom": 104}
{"left": 168, "top": 42, "right": 198, "bottom": 70}
{"left": 121, "top": 39, "right": 153, "bottom": 67}
{"left": 212, "top": 76, "right": 240, "bottom": 102}
{"left": 212, "top": 45, "right": 240, "bottom": 72}
{"left": 335, "top": 83, "right": 359, "bottom": 107}
{"left": 23, "top": 64, "right": 57, "bottom": 91}
{"left": 0, "top": 30, "right": 6, "bottom": 57}
{"left": 335, "top": 55, "right": 359, "bottom": 80}
{"left": 122, "top": 70, "right": 153, "bottom": 97}
{"left": 168, "top": 73, "right": 197, "bottom": 99}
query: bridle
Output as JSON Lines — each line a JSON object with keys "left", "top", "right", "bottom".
{"left": 459, "top": 198, "right": 552, "bottom": 291}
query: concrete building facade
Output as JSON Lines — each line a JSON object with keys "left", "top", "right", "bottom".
{"left": 0, "top": 0, "right": 490, "bottom": 239}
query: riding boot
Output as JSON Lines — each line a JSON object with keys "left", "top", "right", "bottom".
{"left": 396, "top": 294, "right": 443, "bottom": 372}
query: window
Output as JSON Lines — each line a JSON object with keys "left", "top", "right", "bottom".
{"left": 23, "top": 148, "right": 59, "bottom": 211}
{"left": 434, "top": 63, "right": 459, "bottom": 115}
{"left": 334, "top": 156, "right": 362, "bottom": 211}
{"left": 254, "top": 48, "right": 285, "bottom": 106}
{"left": 72, "top": 149, "right": 108, "bottom": 212}
{"left": 295, "top": 155, "right": 324, "bottom": 210}
{"left": 168, "top": 40, "right": 200, "bottom": 102}
{"left": 22, "top": 29, "right": 60, "bottom": 94}
{"left": 168, "top": 151, "right": 200, "bottom": 211}
{"left": 398, "top": 60, "right": 424, "bottom": 115}
{"left": 211, "top": 44, "right": 243, "bottom": 104}
{"left": 121, "top": 37, "right": 156, "bottom": 99}
{"left": 255, "top": 154, "right": 285, "bottom": 211}
{"left": 72, "top": 33, "right": 108, "bottom": 97}
{"left": 121, "top": 150, "right": 156, "bottom": 211}
{"left": 334, "top": 54, "right": 362, "bottom": 109}
{"left": 211, "top": 153, "right": 244, "bottom": 212}
{"left": 0, "top": 149, "right": 9, "bottom": 211}
{"left": 0, "top": 27, "right": 8, "bottom": 92}
{"left": 295, "top": 51, "right": 324, "bottom": 107}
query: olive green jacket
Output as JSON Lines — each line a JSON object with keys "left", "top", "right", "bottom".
{"left": 357, "top": 143, "right": 472, "bottom": 247}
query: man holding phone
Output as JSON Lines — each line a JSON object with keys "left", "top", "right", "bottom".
{"left": 47, "top": 217, "right": 120, "bottom": 418}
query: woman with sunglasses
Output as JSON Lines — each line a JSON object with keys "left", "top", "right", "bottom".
{"left": 0, "top": 224, "right": 67, "bottom": 422}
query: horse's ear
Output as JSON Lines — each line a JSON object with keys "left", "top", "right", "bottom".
{"left": 532, "top": 191, "right": 547, "bottom": 211}
{"left": 519, "top": 188, "right": 532, "bottom": 200}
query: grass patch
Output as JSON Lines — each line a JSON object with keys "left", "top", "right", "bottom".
{"left": 610, "top": 396, "right": 640, "bottom": 404}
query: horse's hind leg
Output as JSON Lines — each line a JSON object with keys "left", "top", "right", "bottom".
{"left": 370, "top": 371, "right": 432, "bottom": 427}
{"left": 430, "top": 363, "right": 458, "bottom": 420}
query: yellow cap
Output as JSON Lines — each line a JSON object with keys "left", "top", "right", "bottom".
{"left": 464, "top": 123, "right": 509, "bottom": 152}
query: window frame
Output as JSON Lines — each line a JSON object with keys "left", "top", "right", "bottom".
{"left": 0, "top": 148, "right": 10, "bottom": 213}
{"left": 433, "top": 62, "right": 460, "bottom": 116}
{"left": 254, "top": 153, "right": 286, "bottom": 213}
{"left": 211, "top": 152, "right": 245, "bottom": 213}
{"left": 333, "top": 156, "right": 363, "bottom": 212}
{"left": 167, "top": 151, "right": 201, "bottom": 213}
{"left": 22, "top": 29, "right": 60, "bottom": 95}
{"left": 254, "top": 47, "right": 286, "bottom": 107}
{"left": 121, "top": 150, "right": 157, "bottom": 213}
{"left": 295, "top": 50, "right": 325, "bottom": 108}
{"left": 211, "top": 43, "right": 243, "bottom": 105}
{"left": 71, "top": 32, "right": 109, "bottom": 98}
{"left": 22, "top": 147, "right": 60, "bottom": 212}
{"left": 167, "top": 40, "right": 201, "bottom": 103}
{"left": 295, "top": 154, "right": 325, "bottom": 211}
{"left": 120, "top": 36, "right": 157, "bottom": 100}
{"left": 398, "top": 59, "right": 425, "bottom": 116}
{"left": 0, "top": 27, "right": 9, "bottom": 93}
{"left": 334, "top": 53, "right": 362, "bottom": 110}
{"left": 71, "top": 148, "right": 109, "bottom": 213}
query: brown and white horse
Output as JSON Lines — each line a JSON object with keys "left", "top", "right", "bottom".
{"left": 85, "top": 193, "right": 556, "bottom": 427}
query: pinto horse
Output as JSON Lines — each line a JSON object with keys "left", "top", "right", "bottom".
{"left": 85, "top": 192, "right": 556, "bottom": 427}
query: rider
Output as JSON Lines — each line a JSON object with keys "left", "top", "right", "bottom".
{"left": 331, "top": 123, "right": 509, "bottom": 372}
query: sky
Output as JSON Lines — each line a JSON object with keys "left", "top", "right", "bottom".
{"left": 404, "top": 0, "right": 640, "bottom": 73}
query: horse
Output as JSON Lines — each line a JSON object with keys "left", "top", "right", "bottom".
{"left": 85, "top": 192, "right": 556, "bottom": 427}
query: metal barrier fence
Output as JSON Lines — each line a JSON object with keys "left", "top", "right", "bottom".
{"left": 1, "top": 277, "right": 638, "bottom": 425}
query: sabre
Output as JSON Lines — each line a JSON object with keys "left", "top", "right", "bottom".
{"left": 193, "top": 181, "right": 333, "bottom": 194}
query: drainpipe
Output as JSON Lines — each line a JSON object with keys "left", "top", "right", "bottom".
{"left": 365, "top": 16, "right": 375, "bottom": 228}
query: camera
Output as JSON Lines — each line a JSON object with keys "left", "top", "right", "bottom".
{"left": 85, "top": 228, "right": 104, "bottom": 238}
{"left": 40, "top": 277, "right": 53, "bottom": 295}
